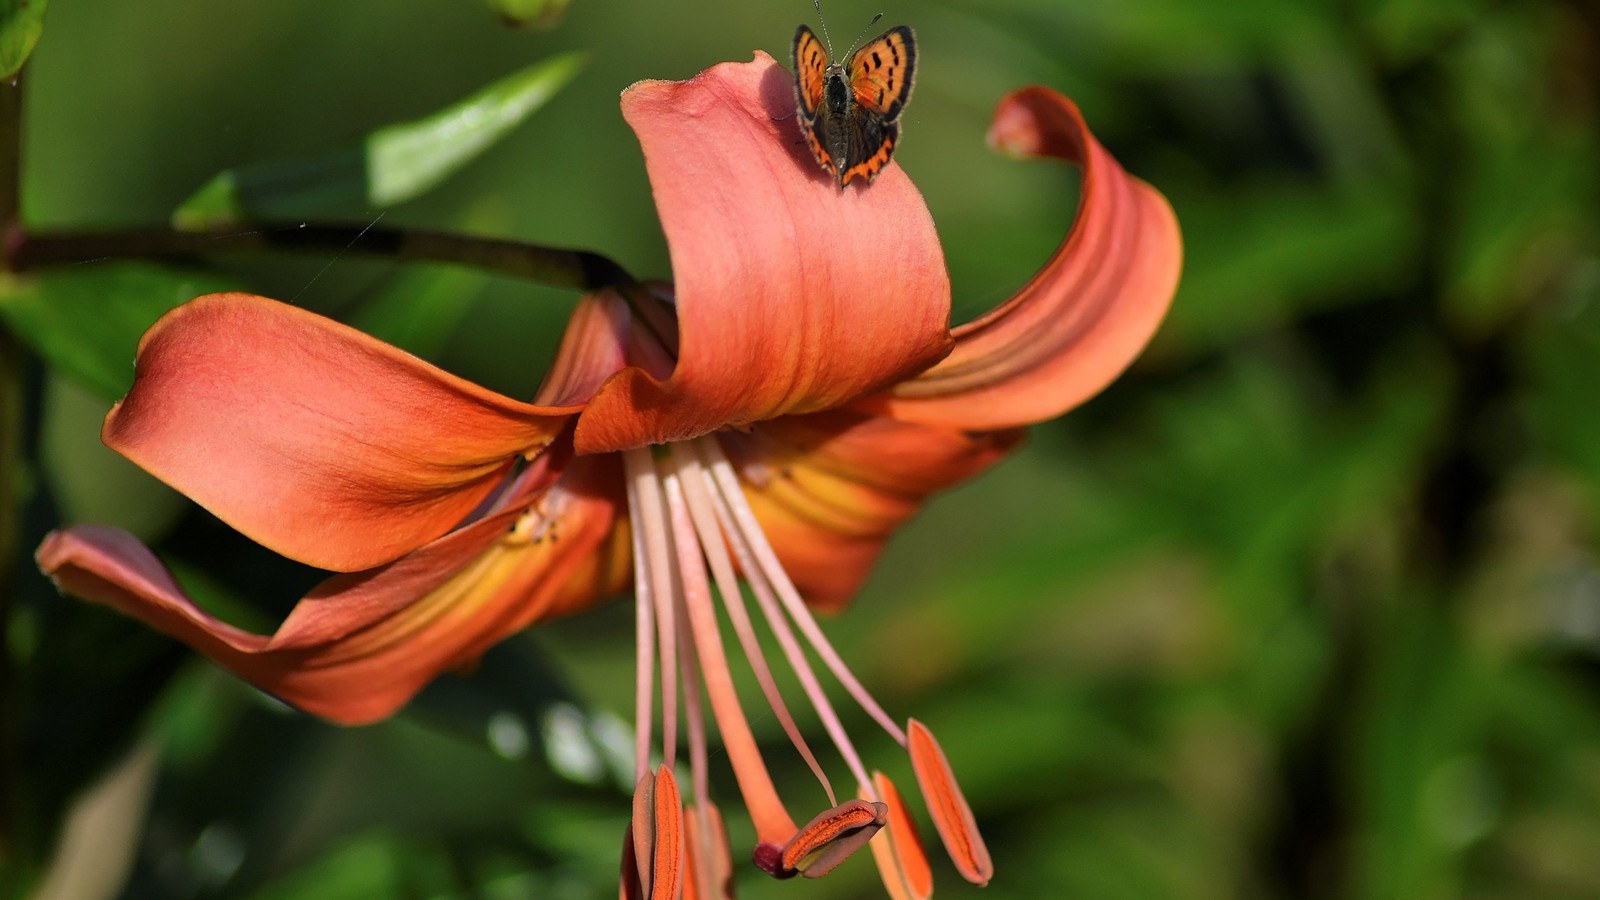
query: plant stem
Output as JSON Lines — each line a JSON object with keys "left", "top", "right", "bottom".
{"left": 6, "top": 222, "right": 635, "bottom": 292}
{"left": 0, "top": 67, "right": 23, "bottom": 872}
{"left": 0, "top": 72, "right": 20, "bottom": 228}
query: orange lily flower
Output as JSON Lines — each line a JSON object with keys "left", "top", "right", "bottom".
{"left": 36, "top": 53, "right": 1179, "bottom": 897}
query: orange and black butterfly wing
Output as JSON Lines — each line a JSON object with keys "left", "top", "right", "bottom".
{"left": 831, "top": 26, "right": 914, "bottom": 185}
{"left": 837, "top": 112, "right": 898, "bottom": 186}
{"left": 793, "top": 25, "right": 829, "bottom": 122}
{"left": 847, "top": 26, "right": 915, "bottom": 120}
{"left": 792, "top": 24, "right": 835, "bottom": 174}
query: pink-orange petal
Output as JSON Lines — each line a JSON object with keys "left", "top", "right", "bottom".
{"left": 874, "top": 87, "right": 1181, "bottom": 430}
{"left": 574, "top": 52, "right": 952, "bottom": 454}
{"left": 719, "top": 409, "right": 1020, "bottom": 611}
{"left": 104, "top": 293, "right": 581, "bottom": 572}
{"left": 907, "top": 718, "right": 992, "bottom": 886}
{"left": 534, "top": 289, "right": 633, "bottom": 408}
{"left": 35, "top": 456, "right": 627, "bottom": 725}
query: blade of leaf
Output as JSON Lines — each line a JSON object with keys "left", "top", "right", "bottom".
{"left": 0, "top": 0, "right": 48, "bottom": 79}
{"left": 173, "top": 53, "right": 586, "bottom": 229}
{"left": 483, "top": 0, "right": 572, "bottom": 29}
{"left": 0, "top": 263, "right": 241, "bottom": 400}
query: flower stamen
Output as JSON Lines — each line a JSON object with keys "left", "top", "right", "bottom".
{"left": 908, "top": 718, "right": 993, "bottom": 886}
{"left": 683, "top": 801, "right": 733, "bottom": 900}
{"left": 623, "top": 436, "right": 992, "bottom": 895}
{"left": 624, "top": 446, "right": 678, "bottom": 777}
{"left": 658, "top": 465, "right": 796, "bottom": 846}
{"left": 698, "top": 437, "right": 907, "bottom": 745}
{"left": 868, "top": 771, "right": 934, "bottom": 900}
{"left": 668, "top": 442, "right": 837, "bottom": 804}
{"left": 623, "top": 765, "right": 684, "bottom": 900}
{"left": 781, "top": 798, "right": 889, "bottom": 878}
{"left": 696, "top": 448, "right": 880, "bottom": 794}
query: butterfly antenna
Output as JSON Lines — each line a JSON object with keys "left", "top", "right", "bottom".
{"left": 841, "top": 12, "right": 884, "bottom": 59}
{"left": 811, "top": 0, "right": 836, "bottom": 53}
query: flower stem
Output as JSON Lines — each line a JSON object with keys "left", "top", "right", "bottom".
{"left": 5, "top": 223, "right": 635, "bottom": 292}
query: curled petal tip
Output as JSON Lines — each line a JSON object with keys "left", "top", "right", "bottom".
{"left": 580, "top": 53, "right": 952, "bottom": 453}
{"left": 882, "top": 87, "right": 1181, "bottom": 433}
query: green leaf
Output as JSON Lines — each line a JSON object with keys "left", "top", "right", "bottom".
{"left": 365, "top": 53, "right": 584, "bottom": 207}
{"left": 1438, "top": 14, "right": 1599, "bottom": 336}
{"left": 173, "top": 54, "right": 585, "bottom": 229}
{"left": 482, "top": 0, "right": 572, "bottom": 29}
{"left": 0, "top": 263, "right": 240, "bottom": 399}
{"left": 0, "top": 0, "right": 47, "bottom": 79}
{"left": 347, "top": 265, "right": 487, "bottom": 360}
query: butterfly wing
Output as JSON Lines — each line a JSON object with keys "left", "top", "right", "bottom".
{"left": 792, "top": 24, "right": 829, "bottom": 122}
{"left": 847, "top": 26, "right": 915, "bottom": 120}
{"left": 838, "top": 114, "right": 898, "bottom": 186}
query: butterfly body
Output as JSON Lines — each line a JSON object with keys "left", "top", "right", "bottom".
{"left": 792, "top": 23, "right": 916, "bottom": 188}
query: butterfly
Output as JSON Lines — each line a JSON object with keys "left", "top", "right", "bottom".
{"left": 792, "top": 12, "right": 916, "bottom": 188}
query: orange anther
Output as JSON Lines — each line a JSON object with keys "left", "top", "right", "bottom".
{"left": 907, "top": 718, "right": 992, "bottom": 886}
{"left": 781, "top": 798, "right": 890, "bottom": 878}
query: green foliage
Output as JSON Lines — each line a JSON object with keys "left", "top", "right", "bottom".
{"left": 0, "top": 0, "right": 46, "bottom": 78}
{"left": 483, "top": 0, "right": 572, "bottom": 29}
{"left": 0, "top": 263, "right": 240, "bottom": 399}
{"left": 172, "top": 53, "right": 585, "bottom": 229}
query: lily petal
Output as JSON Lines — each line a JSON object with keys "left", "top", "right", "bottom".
{"left": 534, "top": 289, "right": 633, "bottom": 408}
{"left": 104, "top": 293, "right": 581, "bottom": 572}
{"left": 875, "top": 87, "right": 1181, "bottom": 430}
{"left": 576, "top": 52, "right": 953, "bottom": 453}
{"left": 35, "top": 457, "right": 627, "bottom": 725}
{"left": 719, "top": 410, "right": 1020, "bottom": 611}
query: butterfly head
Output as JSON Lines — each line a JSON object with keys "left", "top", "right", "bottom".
{"left": 810, "top": 0, "right": 883, "bottom": 62}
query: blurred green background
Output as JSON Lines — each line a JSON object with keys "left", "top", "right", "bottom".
{"left": 4, "top": 0, "right": 1600, "bottom": 897}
